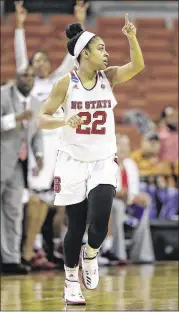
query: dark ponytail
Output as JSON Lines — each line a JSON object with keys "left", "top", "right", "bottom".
{"left": 66, "top": 23, "right": 96, "bottom": 64}
{"left": 66, "top": 23, "right": 84, "bottom": 56}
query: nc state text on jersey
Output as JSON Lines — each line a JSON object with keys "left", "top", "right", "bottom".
{"left": 71, "top": 100, "right": 112, "bottom": 110}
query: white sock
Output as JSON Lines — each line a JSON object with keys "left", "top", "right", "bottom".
{"left": 85, "top": 244, "right": 99, "bottom": 259}
{"left": 82, "top": 232, "right": 88, "bottom": 244}
{"left": 64, "top": 265, "right": 79, "bottom": 282}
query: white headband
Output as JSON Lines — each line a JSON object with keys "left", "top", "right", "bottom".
{"left": 73, "top": 31, "right": 96, "bottom": 68}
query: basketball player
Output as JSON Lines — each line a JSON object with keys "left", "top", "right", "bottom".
{"left": 38, "top": 14, "right": 144, "bottom": 305}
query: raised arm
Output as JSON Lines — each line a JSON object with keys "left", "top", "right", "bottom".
{"left": 51, "top": 0, "right": 89, "bottom": 79}
{"left": 14, "top": 1, "right": 28, "bottom": 73}
{"left": 105, "top": 14, "right": 144, "bottom": 87}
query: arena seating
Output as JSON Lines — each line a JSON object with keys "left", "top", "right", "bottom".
{"left": 1, "top": 14, "right": 178, "bottom": 149}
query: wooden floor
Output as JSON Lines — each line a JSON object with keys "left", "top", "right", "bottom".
{"left": 1, "top": 262, "right": 178, "bottom": 311}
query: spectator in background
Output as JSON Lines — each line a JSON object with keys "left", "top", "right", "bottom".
{"left": 14, "top": 0, "right": 88, "bottom": 269}
{"left": 110, "top": 135, "right": 154, "bottom": 264}
{"left": 133, "top": 129, "right": 178, "bottom": 220}
{"left": 123, "top": 109, "right": 155, "bottom": 134}
{"left": 158, "top": 106, "right": 178, "bottom": 163}
{"left": 1, "top": 64, "right": 43, "bottom": 274}
{"left": 131, "top": 132, "right": 172, "bottom": 178}
{"left": 155, "top": 175, "right": 178, "bottom": 220}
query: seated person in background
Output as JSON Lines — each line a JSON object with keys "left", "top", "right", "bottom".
{"left": 104, "top": 135, "right": 155, "bottom": 264}
{"left": 158, "top": 106, "right": 178, "bottom": 163}
{"left": 131, "top": 132, "right": 171, "bottom": 178}
{"left": 154, "top": 175, "right": 178, "bottom": 220}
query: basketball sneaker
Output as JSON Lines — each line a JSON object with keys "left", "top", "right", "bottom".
{"left": 63, "top": 279, "right": 86, "bottom": 305}
{"left": 81, "top": 245, "right": 99, "bottom": 290}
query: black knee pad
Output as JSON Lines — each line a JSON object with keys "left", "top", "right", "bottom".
{"left": 87, "top": 184, "right": 115, "bottom": 249}
{"left": 88, "top": 184, "right": 115, "bottom": 227}
{"left": 88, "top": 184, "right": 115, "bottom": 203}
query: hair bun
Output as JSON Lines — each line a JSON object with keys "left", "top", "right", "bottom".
{"left": 66, "top": 23, "right": 84, "bottom": 39}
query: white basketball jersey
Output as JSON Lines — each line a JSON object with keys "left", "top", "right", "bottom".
{"left": 59, "top": 70, "right": 117, "bottom": 162}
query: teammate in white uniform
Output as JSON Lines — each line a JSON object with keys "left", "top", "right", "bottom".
{"left": 38, "top": 15, "right": 144, "bottom": 305}
{"left": 14, "top": 0, "right": 88, "bottom": 189}
{"left": 14, "top": 0, "right": 88, "bottom": 269}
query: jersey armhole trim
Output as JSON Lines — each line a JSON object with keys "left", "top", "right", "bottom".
{"left": 100, "top": 70, "right": 114, "bottom": 91}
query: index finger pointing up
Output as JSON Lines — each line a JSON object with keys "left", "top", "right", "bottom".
{"left": 125, "top": 13, "right": 129, "bottom": 25}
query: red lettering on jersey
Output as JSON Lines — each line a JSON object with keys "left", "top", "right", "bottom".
{"left": 73, "top": 99, "right": 111, "bottom": 110}
{"left": 90, "top": 101, "right": 96, "bottom": 109}
{"left": 76, "top": 112, "right": 91, "bottom": 134}
{"left": 71, "top": 101, "right": 77, "bottom": 109}
{"left": 71, "top": 101, "right": 83, "bottom": 109}
{"left": 85, "top": 101, "right": 90, "bottom": 109}
{"left": 96, "top": 101, "right": 102, "bottom": 109}
{"left": 92, "top": 111, "right": 107, "bottom": 134}
{"left": 108, "top": 100, "right": 111, "bottom": 108}
{"left": 77, "top": 101, "right": 83, "bottom": 109}
{"left": 103, "top": 100, "right": 107, "bottom": 108}
{"left": 76, "top": 111, "right": 107, "bottom": 135}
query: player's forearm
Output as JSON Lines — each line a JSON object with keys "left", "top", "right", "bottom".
{"left": 128, "top": 36, "right": 144, "bottom": 71}
{"left": 37, "top": 114, "right": 66, "bottom": 130}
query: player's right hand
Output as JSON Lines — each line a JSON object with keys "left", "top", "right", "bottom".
{"left": 122, "top": 13, "right": 136, "bottom": 39}
{"left": 15, "top": 1, "right": 28, "bottom": 26}
{"left": 66, "top": 114, "right": 84, "bottom": 128}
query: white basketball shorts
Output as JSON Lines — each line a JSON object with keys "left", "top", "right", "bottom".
{"left": 53, "top": 151, "right": 119, "bottom": 206}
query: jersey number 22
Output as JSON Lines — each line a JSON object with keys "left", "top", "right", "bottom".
{"left": 76, "top": 111, "right": 107, "bottom": 135}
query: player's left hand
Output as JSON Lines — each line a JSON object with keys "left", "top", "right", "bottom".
{"left": 74, "top": 0, "right": 89, "bottom": 25}
{"left": 122, "top": 13, "right": 136, "bottom": 39}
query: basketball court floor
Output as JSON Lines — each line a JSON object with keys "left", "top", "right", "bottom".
{"left": 1, "top": 262, "right": 178, "bottom": 311}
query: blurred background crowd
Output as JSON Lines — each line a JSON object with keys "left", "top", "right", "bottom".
{"left": 1, "top": 0, "right": 178, "bottom": 274}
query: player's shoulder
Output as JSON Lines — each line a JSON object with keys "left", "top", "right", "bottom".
{"left": 56, "top": 74, "right": 70, "bottom": 85}
{"left": 98, "top": 69, "right": 114, "bottom": 88}
{"left": 53, "top": 74, "right": 70, "bottom": 91}
{"left": 103, "top": 67, "right": 118, "bottom": 81}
